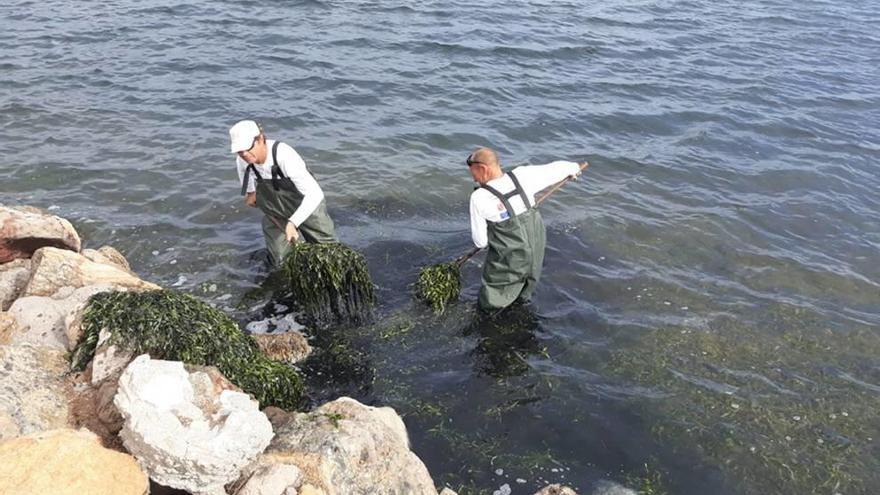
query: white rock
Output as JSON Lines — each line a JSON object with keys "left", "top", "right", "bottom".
{"left": 114, "top": 355, "right": 273, "bottom": 495}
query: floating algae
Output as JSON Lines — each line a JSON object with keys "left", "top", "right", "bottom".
{"left": 281, "top": 242, "right": 374, "bottom": 325}
{"left": 415, "top": 261, "right": 462, "bottom": 314}
{"left": 70, "top": 289, "right": 304, "bottom": 410}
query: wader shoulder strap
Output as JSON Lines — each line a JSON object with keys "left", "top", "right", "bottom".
{"left": 270, "top": 141, "right": 283, "bottom": 191}
{"left": 508, "top": 171, "right": 532, "bottom": 209}
{"left": 481, "top": 183, "right": 517, "bottom": 220}
{"left": 241, "top": 163, "right": 260, "bottom": 196}
{"left": 481, "top": 171, "right": 532, "bottom": 219}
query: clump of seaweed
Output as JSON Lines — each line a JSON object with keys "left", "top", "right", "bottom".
{"left": 281, "top": 242, "right": 375, "bottom": 325}
{"left": 69, "top": 289, "right": 304, "bottom": 410}
{"left": 415, "top": 261, "right": 462, "bottom": 314}
{"left": 607, "top": 307, "right": 880, "bottom": 495}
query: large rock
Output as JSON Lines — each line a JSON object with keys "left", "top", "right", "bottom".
{"left": 0, "top": 205, "right": 81, "bottom": 263}
{"left": 266, "top": 397, "right": 437, "bottom": 495}
{"left": 82, "top": 245, "right": 133, "bottom": 273}
{"left": 0, "top": 428, "right": 148, "bottom": 495}
{"left": 8, "top": 283, "right": 124, "bottom": 351}
{"left": 0, "top": 258, "right": 30, "bottom": 310}
{"left": 252, "top": 330, "right": 312, "bottom": 364}
{"left": 0, "top": 344, "right": 70, "bottom": 441}
{"left": 115, "top": 355, "right": 274, "bottom": 495}
{"left": 23, "top": 246, "right": 159, "bottom": 298}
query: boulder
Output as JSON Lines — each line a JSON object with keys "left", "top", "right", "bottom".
{"left": 7, "top": 295, "right": 68, "bottom": 349}
{"left": 82, "top": 245, "right": 133, "bottom": 274}
{"left": 0, "top": 344, "right": 69, "bottom": 441}
{"left": 0, "top": 258, "right": 30, "bottom": 310}
{"left": 114, "top": 355, "right": 274, "bottom": 495}
{"left": 534, "top": 485, "right": 578, "bottom": 495}
{"left": 266, "top": 397, "right": 436, "bottom": 495}
{"left": 252, "top": 330, "right": 312, "bottom": 364}
{"left": 0, "top": 311, "right": 15, "bottom": 345}
{"left": 23, "top": 246, "right": 159, "bottom": 298}
{"left": 0, "top": 205, "right": 81, "bottom": 263}
{"left": 8, "top": 283, "right": 124, "bottom": 351}
{"left": 0, "top": 428, "right": 148, "bottom": 495}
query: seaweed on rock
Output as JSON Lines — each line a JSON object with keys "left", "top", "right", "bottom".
{"left": 69, "top": 289, "right": 304, "bottom": 410}
{"left": 281, "top": 242, "right": 375, "bottom": 325}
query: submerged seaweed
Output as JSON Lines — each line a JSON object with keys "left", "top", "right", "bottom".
{"left": 69, "top": 289, "right": 304, "bottom": 410}
{"left": 281, "top": 242, "right": 375, "bottom": 325}
{"left": 607, "top": 308, "right": 880, "bottom": 495}
{"left": 415, "top": 261, "right": 462, "bottom": 314}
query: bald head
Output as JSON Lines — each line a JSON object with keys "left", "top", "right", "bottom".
{"left": 467, "top": 148, "right": 499, "bottom": 168}
{"left": 467, "top": 147, "right": 503, "bottom": 185}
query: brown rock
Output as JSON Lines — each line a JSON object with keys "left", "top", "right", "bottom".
{"left": 252, "top": 330, "right": 312, "bottom": 364}
{"left": 24, "top": 246, "right": 159, "bottom": 297}
{"left": 0, "top": 205, "right": 81, "bottom": 263}
{"left": 65, "top": 371, "right": 125, "bottom": 450}
{"left": 0, "top": 428, "right": 148, "bottom": 495}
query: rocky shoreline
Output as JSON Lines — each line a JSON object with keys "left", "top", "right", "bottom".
{"left": 0, "top": 204, "right": 630, "bottom": 495}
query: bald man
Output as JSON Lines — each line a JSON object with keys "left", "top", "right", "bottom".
{"left": 467, "top": 148, "right": 583, "bottom": 311}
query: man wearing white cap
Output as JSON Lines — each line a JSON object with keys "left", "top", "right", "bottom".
{"left": 230, "top": 120, "right": 337, "bottom": 266}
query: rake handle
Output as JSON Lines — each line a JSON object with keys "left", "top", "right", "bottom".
{"left": 454, "top": 161, "right": 589, "bottom": 268}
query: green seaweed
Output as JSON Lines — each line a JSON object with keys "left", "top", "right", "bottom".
{"left": 69, "top": 289, "right": 304, "bottom": 410}
{"left": 624, "top": 462, "right": 668, "bottom": 495}
{"left": 606, "top": 311, "right": 880, "bottom": 495}
{"left": 281, "top": 242, "right": 375, "bottom": 325}
{"left": 415, "top": 261, "right": 462, "bottom": 314}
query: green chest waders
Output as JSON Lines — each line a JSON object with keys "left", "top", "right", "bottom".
{"left": 478, "top": 171, "right": 547, "bottom": 311}
{"left": 241, "top": 142, "right": 337, "bottom": 266}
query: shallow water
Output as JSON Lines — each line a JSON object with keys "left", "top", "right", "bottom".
{"left": 2, "top": 1, "right": 879, "bottom": 493}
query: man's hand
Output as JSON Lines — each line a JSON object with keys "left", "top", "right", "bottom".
{"left": 571, "top": 161, "right": 589, "bottom": 180}
{"left": 285, "top": 222, "right": 300, "bottom": 243}
{"left": 245, "top": 192, "right": 257, "bottom": 207}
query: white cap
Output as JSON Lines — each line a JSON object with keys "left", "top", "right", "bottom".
{"left": 229, "top": 120, "right": 261, "bottom": 153}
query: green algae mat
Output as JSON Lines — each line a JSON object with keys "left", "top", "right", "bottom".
{"left": 70, "top": 289, "right": 304, "bottom": 410}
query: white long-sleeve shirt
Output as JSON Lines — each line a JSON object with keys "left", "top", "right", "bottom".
{"left": 236, "top": 140, "right": 325, "bottom": 227}
{"left": 469, "top": 161, "right": 581, "bottom": 248}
